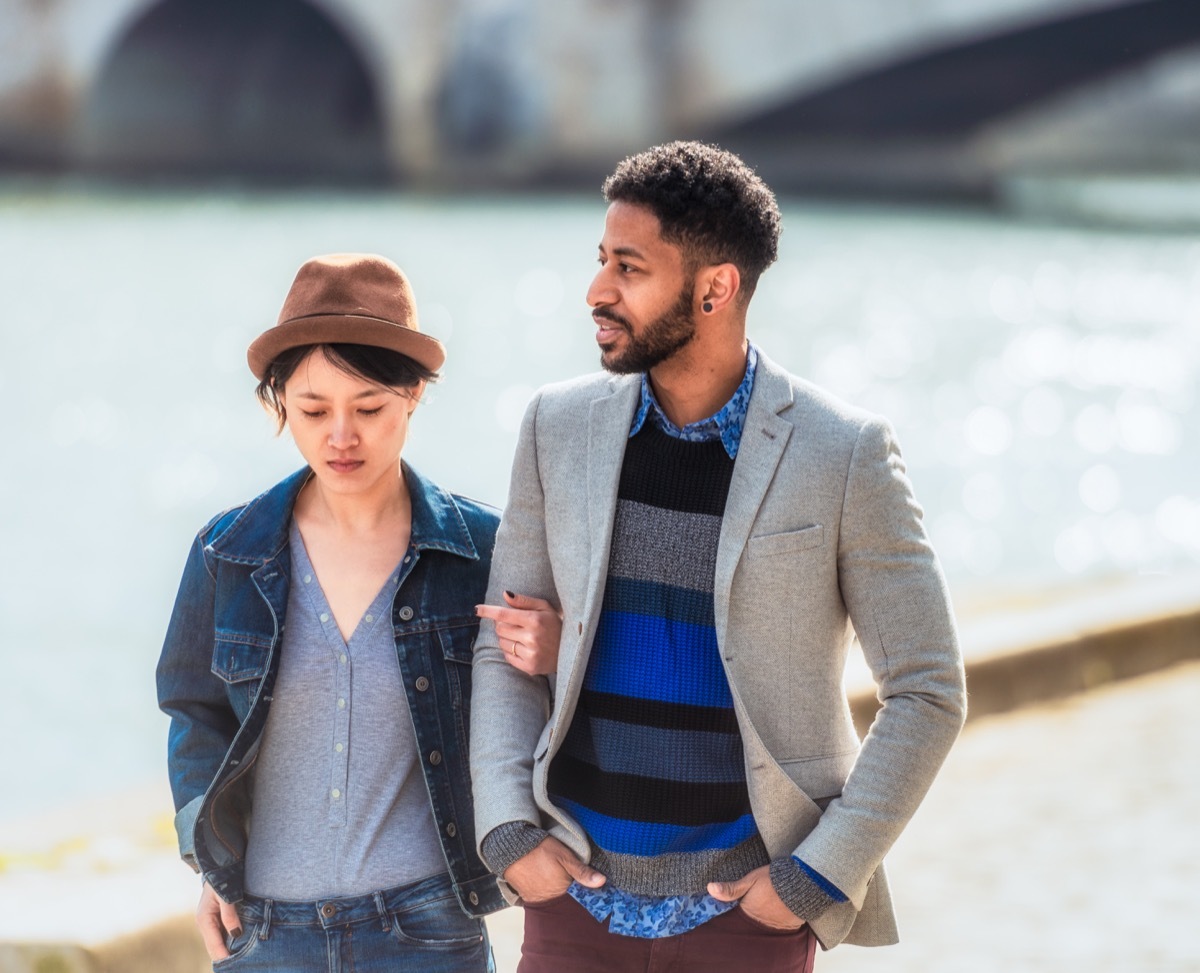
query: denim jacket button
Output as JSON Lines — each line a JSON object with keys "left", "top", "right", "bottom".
{"left": 415, "top": 676, "right": 431, "bottom": 692}
{"left": 469, "top": 891, "right": 480, "bottom": 906}
{"left": 445, "top": 821, "right": 458, "bottom": 837}
{"left": 428, "top": 750, "right": 443, "bottom": 766}
{"left": 398, "top": 606, "right": 414, "bottom": 621}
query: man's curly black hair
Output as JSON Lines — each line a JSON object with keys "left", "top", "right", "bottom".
{"left": 602, "top": 141, "right": 781, "bottom": 303}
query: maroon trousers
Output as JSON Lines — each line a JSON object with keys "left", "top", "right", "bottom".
{"left": 518, "top": 894, "right": 817, "bottom": 973}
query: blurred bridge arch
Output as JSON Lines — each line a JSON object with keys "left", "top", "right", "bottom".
{"left": 0, "top": 0, "right": 1196, "bottom": 190}
{"left": 81, "top": 0, "right": 389, "bottom": 180}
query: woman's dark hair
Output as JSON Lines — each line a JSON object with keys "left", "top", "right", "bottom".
{"left": 255, "top": 343, "right": 439, "bottom": 432}
{"left": 602, "top": 140, "right": 781, "bottom": 302}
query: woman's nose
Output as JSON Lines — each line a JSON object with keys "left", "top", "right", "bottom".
{"left": 328, "top": 415, "right": 358, "bottom": 448}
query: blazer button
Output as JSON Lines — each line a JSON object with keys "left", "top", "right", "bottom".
{"left": 428, "top": 750, "right": 443, "bottom": 766}
{"left": 398, "top": 606, "right": 414, "bottom": 621}
{"left": 415, "top": 676, "right": 430, "bottom": 692}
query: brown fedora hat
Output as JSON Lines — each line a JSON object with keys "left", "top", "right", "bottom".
{"left": 247, "top": 253, "right": 446, "bottom": 380}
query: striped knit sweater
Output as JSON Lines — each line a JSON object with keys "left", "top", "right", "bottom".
{"left": 546, "top": 422, "right": 770, "bottom": 895}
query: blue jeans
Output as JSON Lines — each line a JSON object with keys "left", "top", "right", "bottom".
{"left": 215, "top": 873, "right": 495, "bottom": 973}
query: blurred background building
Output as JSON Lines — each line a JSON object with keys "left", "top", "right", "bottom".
{"left": 4, "top": 0, "right": 1200, "bottom": 199}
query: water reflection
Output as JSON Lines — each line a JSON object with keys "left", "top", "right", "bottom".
{"left": 0, "top": 186, "right": 1197, "bottom": 816}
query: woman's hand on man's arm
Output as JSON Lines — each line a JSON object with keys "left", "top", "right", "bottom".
{"left": 475, "top": 591, "right": 562, "bottom": 676}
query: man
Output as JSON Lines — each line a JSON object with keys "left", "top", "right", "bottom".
{"left": 471, "top": 141, "right": 966, "bottom": 971}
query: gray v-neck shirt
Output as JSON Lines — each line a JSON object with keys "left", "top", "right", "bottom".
{"left": 243, "top": 521, "right": 445, "bottom": 899}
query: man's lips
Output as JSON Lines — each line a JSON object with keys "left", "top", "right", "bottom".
{"left": 593, "top": 311, "right": 628, "bottom": 344}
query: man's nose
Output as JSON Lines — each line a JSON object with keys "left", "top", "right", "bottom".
{"left": 587, "top": 267, "right": 615, "bottom": 309}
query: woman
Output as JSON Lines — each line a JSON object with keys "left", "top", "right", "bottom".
{"left": 156, "top": 253, "right": 558, "bottom": 972}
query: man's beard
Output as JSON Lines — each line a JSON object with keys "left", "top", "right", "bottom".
{"left": 598, "top": 285, "right": 697, "bottom": 374}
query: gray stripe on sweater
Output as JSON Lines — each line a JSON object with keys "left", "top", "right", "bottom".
{"left": 589, "top": 835, "right": 770, "bottom": 897}
{"left": 608, "top": 500, "right": 723, "bottom": 593}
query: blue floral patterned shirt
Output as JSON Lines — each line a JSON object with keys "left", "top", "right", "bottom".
{"left": 565, "top": 343, "right": 759, "bottom": 939}
{"left": 628, "top": 343, "right": 758, "bottom": 459}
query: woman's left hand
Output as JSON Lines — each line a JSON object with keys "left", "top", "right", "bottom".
{"left": 475, "top": 591, "right": 562, "bottom": 676}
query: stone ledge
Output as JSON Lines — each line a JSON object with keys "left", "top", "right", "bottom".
{"left": 851, "top": 589, "right": 1200, "bottom": 736}
{"left": 0, "top": 917, "right": 207, "bottom": 973}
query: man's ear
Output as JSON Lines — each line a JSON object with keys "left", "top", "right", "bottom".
{"left": 696, "top": 263, "right": 741, "bottom": 313}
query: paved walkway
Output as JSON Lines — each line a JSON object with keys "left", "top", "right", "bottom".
{"left": 488, "top": 662, "right": 1200, "bottom": 973}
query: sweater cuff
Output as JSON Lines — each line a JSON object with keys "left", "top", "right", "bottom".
{"left": 769, "top": 856, "right": 846, "bottom": 923}
{"left": 480, "top": 821, "right": 549, "bottom": 878}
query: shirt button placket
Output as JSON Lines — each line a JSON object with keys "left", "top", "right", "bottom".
{"left": 332, "top": 634, "right": 350, "bottom": 824}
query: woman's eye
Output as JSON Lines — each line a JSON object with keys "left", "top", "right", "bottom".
{"left": 358, "top": 407, "right": 383, "bottom": 417}
{"left": 300, "top": 410, "right": 325, "bottom": 419}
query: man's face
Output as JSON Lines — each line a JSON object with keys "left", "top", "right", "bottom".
{"left": 588, "top": 201, "right": 696, "bottom": 374}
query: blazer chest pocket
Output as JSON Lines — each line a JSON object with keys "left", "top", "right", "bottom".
{"left": 748, "top": 524, "right": 824, "bottom": 559}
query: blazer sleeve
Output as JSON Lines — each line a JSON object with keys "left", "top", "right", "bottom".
{"left": 155, "top": 531, "right": 240, "bottom": 869}
{"left": 792, "top": 416, "right": 967, "bottom": 907}
{"left": 470, "top": 392, "right": 555, "bottom": 856}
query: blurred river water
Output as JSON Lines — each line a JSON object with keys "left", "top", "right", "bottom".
{"left": 0, "top": 184, "right": 1197, "bottom": 820}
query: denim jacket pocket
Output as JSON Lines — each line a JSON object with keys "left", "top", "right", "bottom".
{"left": 434, "top": 618, "right": 477, "bottom": 665}
{"left": 211, "top": 630, "right": 272, "bottom": 683}
{"left": 434, "top": 619, "right": 479, "bottom": 751}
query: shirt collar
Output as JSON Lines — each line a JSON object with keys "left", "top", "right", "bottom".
{"left": 629, "top": 342, "right": 758, "bottom": 459}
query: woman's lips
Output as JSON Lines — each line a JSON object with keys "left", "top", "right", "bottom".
{"left": 327, "top": 459, "right": 364, "bottom": 473}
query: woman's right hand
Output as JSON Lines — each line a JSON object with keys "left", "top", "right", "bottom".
{"left": 476, "top": 591, "right": 563, "bottom": 676}
{"left": 197, "top": 881, "right": 242, "bottom": 961}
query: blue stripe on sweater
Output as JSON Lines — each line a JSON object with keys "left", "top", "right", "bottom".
{"left": 556, "top": 798, "right": 758, "bottom": 856}
{"left": 585, "top": 611, "right": 733, "bottom": 708}
{"left": 601, "top": 576, "right": 715, "bottom": 627}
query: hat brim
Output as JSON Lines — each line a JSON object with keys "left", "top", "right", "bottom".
{"left": 247, "top": 313, "right": 446, "bottom": 380}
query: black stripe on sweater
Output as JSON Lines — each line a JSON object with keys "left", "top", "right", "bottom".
{"left": 618, "top": 425, "right": 734, "bottom": 516}
{"left": 548, "top": 753, "right": 752, "bottom": 826}
{"left": 578, "top": 691, "right": 742, "bottom": 735}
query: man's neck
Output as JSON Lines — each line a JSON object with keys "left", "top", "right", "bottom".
{"left": 647, "top": 337, "right": 749, "bottom": 428}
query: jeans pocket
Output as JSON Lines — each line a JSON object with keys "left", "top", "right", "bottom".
{"left": 390, "top": 894, "right": 486, "bottom": 948}
{"left": 735, "top": 906, "right": 807, "bottom": 937}
{"left": 212, "top": 921, "right": 260, "bottom": 967}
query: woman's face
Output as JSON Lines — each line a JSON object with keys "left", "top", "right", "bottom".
{"left": 278, "top": 348, "right": 420, "bottom": 499}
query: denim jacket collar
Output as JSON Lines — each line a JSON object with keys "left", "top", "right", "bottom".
{"left": 207, "top": 463, "right": 479, "bottom": 565}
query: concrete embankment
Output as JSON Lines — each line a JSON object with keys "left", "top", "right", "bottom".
{"left": 2, "top": 576, "right": 1197, "bottom": 973}
{"left": 850, "top": 574, "right": 1200, "bottom": 735}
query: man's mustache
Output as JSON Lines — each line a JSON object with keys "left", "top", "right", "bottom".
{"left": 592, "top": 308, "right": 631, "bottom": 330}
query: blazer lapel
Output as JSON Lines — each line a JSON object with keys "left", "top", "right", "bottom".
{"left": 714, "top": 356, "right": 794, "bottom": 643}
{"left": 568, "top": 376, "right": 639, "bottom": 679}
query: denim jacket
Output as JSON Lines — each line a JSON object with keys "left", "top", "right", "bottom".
{"left": 155, "top": 464, "right": 504, "bottom": 916}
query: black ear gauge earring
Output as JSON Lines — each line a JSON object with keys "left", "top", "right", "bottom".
{"left": 702, "top": 301, "right": 713, "bottom": 313}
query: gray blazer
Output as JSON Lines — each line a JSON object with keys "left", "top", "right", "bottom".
{"left": 470, "top": 350, "right": 966, "bottom": 949}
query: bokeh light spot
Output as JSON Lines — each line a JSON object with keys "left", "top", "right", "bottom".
{"left": 964, "top": 406, "right": 1012, "bottom": 456}
{"left": 1079, "top": 464, "right": 1121, "bottom": 514}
